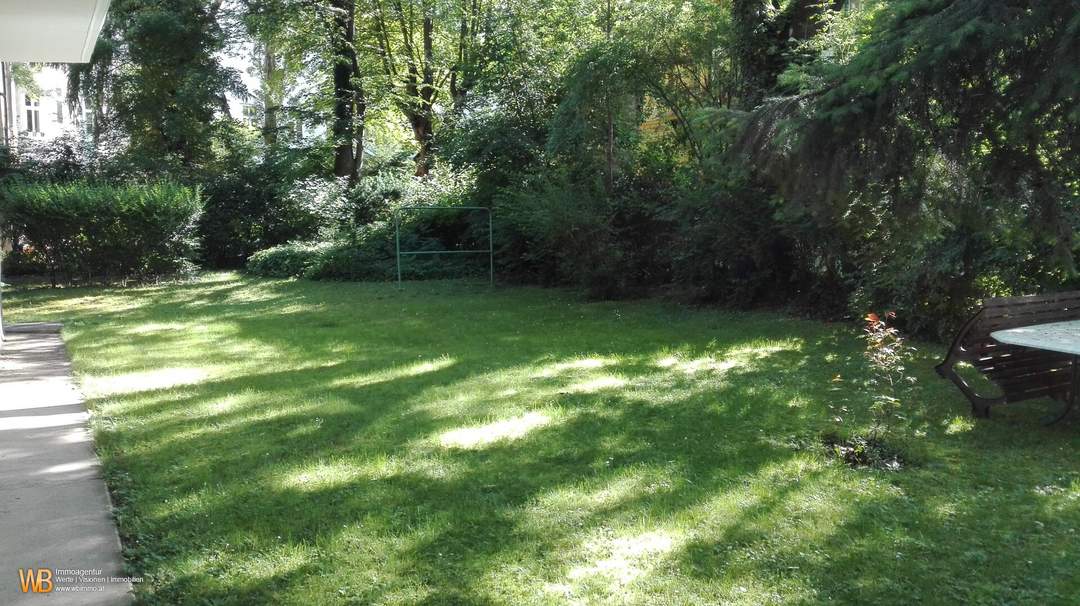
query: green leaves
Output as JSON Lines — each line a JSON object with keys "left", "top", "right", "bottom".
{"left": 0, "top": 182, "right": 202, "bottom": 282}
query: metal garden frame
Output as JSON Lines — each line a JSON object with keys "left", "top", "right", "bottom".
{"left": 395, "top": 206, "right": 493, "bottom": 287}
{"left": 0, "top": 248, "right": 5, "bottom": 344}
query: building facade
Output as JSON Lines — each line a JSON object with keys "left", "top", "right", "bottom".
{"left": 0, "top": 63, "right": 89, "bottom": 153}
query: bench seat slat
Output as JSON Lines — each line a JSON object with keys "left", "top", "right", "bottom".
{"left": 981, "top": 357, "right": 1074, "bottom": 377}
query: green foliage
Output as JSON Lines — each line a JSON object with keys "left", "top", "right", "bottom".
{"left": 0, "top": 247, "right": 49, "bottom": 276}
{"left": 860, "top": 311, "right": 916, "bottom": 441}
{"left": 493, "top": 168, "right": 672, "bottom": 298}
{"left": 821, "top": 431, "right": 906, "bottom": 471}
{"left": 748, "top": 0, "right": 1080, "bottom": 336}
{"left": 442, "top": 87, "right": 552, "bottom": 211}
{"left": 0, "top": 182, "right": 202, "bottom": 282}
{"left": 245, "top": 232, "right": 486, "bottom": 282}
{"left": 245, "top": 241, "right": 334, "bottom": 278}
{"left": 823, "top": 310, "right": 918, "bottom": 472}
{"left": 70, "top": 0, "right": 240, "bottom": 173}
{"left": 667, "top": 166, "right": 795, "bottom": 305}
{"left": 9, "top": 64, "right": 42, "bottom": 98}
{"left": 247, "top": 172, "right": 490, "bottom": 282}
{"left": 12, "top": 135, "right": 95, "bottom": 183}
{"left": 199, "top": 164, "right": 346, "bottom": 268}
{"left": 245, "top": 232, "right": 396, "bottom": 281}
{"left": 5, "top": 0, "right": 1071, "bottom": 343}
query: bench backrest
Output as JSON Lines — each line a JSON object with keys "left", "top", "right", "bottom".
{"left": 959, "top": 291, "right": 1080, "bottom": 404}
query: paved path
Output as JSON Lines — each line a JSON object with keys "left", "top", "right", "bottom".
{"left": 0, "top": 325, "right": 131, "bottom": 604}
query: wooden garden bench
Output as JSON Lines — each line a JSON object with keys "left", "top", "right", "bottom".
{"left": 936, "top": 291, "right": 1080, "bottom": 418}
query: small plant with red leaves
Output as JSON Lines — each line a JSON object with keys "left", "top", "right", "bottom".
{"left": 862, "top": 311, "right": 916, "bottom": 441}
{"left": 824, "top": 311, "right": 917, "bottom": 470}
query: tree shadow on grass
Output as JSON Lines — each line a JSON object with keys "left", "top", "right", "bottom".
{"left": 15, "top": 275, "right": 1080, "bottom": 604}
{"left": 108, "top": 344, "right": 839, "bottom": 603}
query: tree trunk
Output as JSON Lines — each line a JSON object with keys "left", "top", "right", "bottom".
{"left": 415, "top": 13, "right": 435, "bottom": 176}
{"left": 410, "top": 113, "right": 433, "bottom": 177}
{"left": 92, "top": 64, "right": 106, "bottom": 149}
{"left": 350, "top": 28, "right": 366, "bottom": 178}
{"left": 370, "top": 0, "right": 436, "bottom": 177}
{"left": 449, "top": 0, "right": 479, "bottom": 114}
{"left": 262, "top": 43, "right": 279, "bottom": 148}
{"left": 331, "top": 0, "right": 360, "bottom": 182}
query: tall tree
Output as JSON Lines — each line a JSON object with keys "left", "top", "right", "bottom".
{"left": 367, "top": 0, "right": 439, "bottom": 176}
{"left": 447, "top": 0, "right": 488, "bottom": 113}
{"left": 259, "top": 41, "right": 283, "bottom": 147}
{"left": 731, "top": 0, "right": 844, "bottom": 108}
{"left": 329, "top": 0, "right": 365, "bottom": 181}
{"left": 70, "top": 0, "right": 239, "bottom": 174}
{"left": 242, "top": 0, "right": 321, "bottom": 152}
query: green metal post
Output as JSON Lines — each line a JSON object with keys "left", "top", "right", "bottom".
{"left": 394, "top": 206, "right": 494, "bottom": 289}
{"left": 0, "top": 246, "right": 5, "bottom": 345}
{"left": 487, "top": 209, "right": 493, "bottom": 286}
{"left": 395, "top": 209, "right": 402, "bottom": 288}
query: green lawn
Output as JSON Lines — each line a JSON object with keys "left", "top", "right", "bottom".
{"left": 7, "top": 273, "right": 1080, "bottom": 604}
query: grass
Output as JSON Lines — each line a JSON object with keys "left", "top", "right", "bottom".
{"left": 6, "top": 272, "right": 1080, "bottom": 604}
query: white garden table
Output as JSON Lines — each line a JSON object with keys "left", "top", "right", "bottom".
{"left": 991, "top": 320, "right": 1080, "bottom": 423}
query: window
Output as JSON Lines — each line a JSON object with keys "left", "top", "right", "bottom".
{"left": 24, "top": 96, "right": 40, "bottom": 134}
{"left": 55, "top": 101, "right": 63, "bottom": 124}
{"left": 242, "top": 103, "right": 260, "bottom": 127}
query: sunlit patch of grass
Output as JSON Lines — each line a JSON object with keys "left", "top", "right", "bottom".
{"left": 123, "top": 322, "right": 195, "bottom": 335}
{"left": 944, "top": 415, "right": 976, "bottom": 435}
{"left": 279, "top": 459, "right": 372, "bottom": 491}
{"left": 567, "top": 375, "right": 628, "bottom": 393}
{"left": 438, "top": 411, "right": 554, "bottom": 449}
{"left": 653, "top": 340, "right": 801, "bottom": 377}
{"left": 568, "top": 529, "right": 679, "bottom": 587}
{"left": 7, "top": 273, "right": 1080, "bottom": 604}
{"left": 83, "top": 367, "right": 211, "bottom": 397}
{"left": 532, "top": 356, "right": 615, "bottom": 378}
{"left": 327, "top": 355, "right": 456, "bottom": 389}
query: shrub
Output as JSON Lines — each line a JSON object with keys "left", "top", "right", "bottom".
{"left": 198, "top": 158, "right": 344, "bottom": 268}
{"left": 823, "top": 311, "right": 917, "bottom": 471}
{"left": 492, "top": 168, "right": 673, "bottom": 298}
{"left": 668, "top": 168, "right": 797, "bottom": 306}
{"left": 303, "top": 243, "right": 396, "bottom": 281}
{"left": 0, "top": 246, "right": 49, "bottom": 276}
{"left": 247, "top": 195, "right": 492, "bottom": 283}
{"left": 247, "top": 236, "right": 397, "bottom": 282}
{"left": 860, "top": 311, "right": 917, "bottom": 441}
{"left": 493, "top": 172, "right": 610, "bottom": 287}
{"left": 0, "top": 181, "right": 201, "bottom": 283}
{"left": 245, "top": 241, "right": 333, "bottom": 278}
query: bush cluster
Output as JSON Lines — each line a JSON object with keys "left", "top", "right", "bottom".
{"left": 0, "top": 181, "right": 201, "bottom": 283}
{"left": 247, "top": 209, "right": 490, "bottom": 282}
{"left": 197, "top": 140, "right": 345, "bottom": 268}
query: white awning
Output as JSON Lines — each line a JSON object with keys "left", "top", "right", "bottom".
{"left": 0, "top": 0, "right": 111, "bottom": 63}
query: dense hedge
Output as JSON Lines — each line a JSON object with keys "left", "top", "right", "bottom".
{"left": 0, "top": 182, "right": 202, "bottom": 282}
{"left": 247, "top": 241, "right": 392, "bottom": 281}
{"left": 246, "top": 212, "right": 489, "bottom": 282}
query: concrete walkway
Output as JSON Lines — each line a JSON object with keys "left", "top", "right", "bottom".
{"left": 0, "top": 324, "right": 131, "bottom": 604}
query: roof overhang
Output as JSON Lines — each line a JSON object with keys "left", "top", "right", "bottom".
{"left": 0, "top": 0, "right": 111, "bottom": 63}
